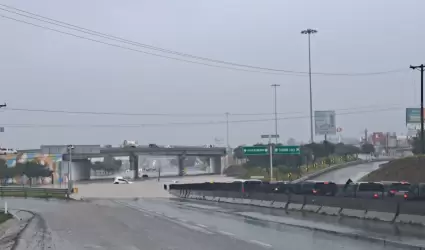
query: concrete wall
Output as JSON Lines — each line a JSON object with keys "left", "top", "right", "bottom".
{"left": 59, "top": 160, "right": 91, "bottom": 181}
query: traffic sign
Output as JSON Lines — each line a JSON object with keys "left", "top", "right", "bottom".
{"left": 261, "top": 134, "right": 279, "bottom": 139}
{"left": 242, "top": 146, "right": 269, "bottom": 155}
{"left": 274, "top": 146, "right": 300, "bottom": 155}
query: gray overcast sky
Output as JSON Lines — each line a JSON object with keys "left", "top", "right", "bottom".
{"left": 0, "top": 0, "right": 423, "bottom": 148}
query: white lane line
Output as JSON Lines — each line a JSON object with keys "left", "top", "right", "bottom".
{"left": 144, "top": 214, "right": 151, "bottom": 217}
{"left": 196, "top": 224, "right": 208, "bottom": 228}
{"left": 249, "top": 240, "right": 272, "bottom": 248}
{"left": 178, "top": 219, "right": 188, "bottom": 223}
{"left": 217, "top": 231, "right": 235, "bottom": 236}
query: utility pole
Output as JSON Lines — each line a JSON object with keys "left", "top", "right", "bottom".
{"left": 301, "top": 29, "right": 318, "bottom": 143}
{"left": 271, "top": 84, "right": 280, "bottom": 144}
{"left": 364, "top": 128, "right": 368, "bottom": 144}
{"left": 225, "top": 112, "right": 230, "bottom": 148}
{"left": 225, "top": 112, "right": 230, "bottom": 174}
{"left": 0, "top": 104, "right": 6, "bottom": 133}
{"left": 410, "top": 64, "right": 425, "bottom": 154}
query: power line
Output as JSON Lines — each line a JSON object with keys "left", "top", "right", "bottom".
{"left": 0, "top": 5, "right": 407, "bottom": 77}
{"left": 0, "top": 106, "right": 404, "bottom": 128}
{"left": 2, "top": 104, "right": 405, "bottom": 117}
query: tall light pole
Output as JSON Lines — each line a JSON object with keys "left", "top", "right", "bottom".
{"left": 67, "top": 144, "right": 74, "bottom": 193}
{"left": 224, "top": 112, "right": 230, "bottom": 174}
{"left": 410, "top": 64, "right": 425, "bottom": 154}
{"left": 301, "top": 28, "right": 318, "bottom": 143}
{"left": 271, "top": 84, "right": 280, "bottom": 144}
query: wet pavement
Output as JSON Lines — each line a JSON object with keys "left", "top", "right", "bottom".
{"left": 309, "top": 161, "right": 387, "bottom": 183}
{"left": 0, "top": 196, "right": 423, "bottom": 249}
{"left": 114, "top": 197, "right": 425, "bottom": 249}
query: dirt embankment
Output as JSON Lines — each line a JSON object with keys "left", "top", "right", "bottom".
{"left": 361, "top": 156, "right": 425, "bottom": 183}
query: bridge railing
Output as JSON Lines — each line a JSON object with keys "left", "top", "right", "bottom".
{"left": 0, "top": 186, "right": 70, "bottom": 199}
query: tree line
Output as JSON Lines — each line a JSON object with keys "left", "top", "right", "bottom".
{"left": 233, "top": 141, "right": 375, "bottom": 168}
{"left": 0, "top": 159, "right": 53, "bottom": 185}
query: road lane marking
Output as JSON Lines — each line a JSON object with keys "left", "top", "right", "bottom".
{"left": 218, "top": 230, "right": 235, "bottom": 236}
{"left": 249, "top": 240, "right": 272, "bottom": 248}
{"left": 196, "top": 223, "right": 208, "bottom": 228}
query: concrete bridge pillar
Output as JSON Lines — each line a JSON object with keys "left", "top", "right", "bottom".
{"left": 209, "top": 156, "right": 222, "bottom": 174}
{"left": 178, "top": 155, "right": 185, "bottom": 176}
{"left": 129, "top": 154, "right": 139, "bottom": 179}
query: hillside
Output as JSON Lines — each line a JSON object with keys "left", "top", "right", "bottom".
{"left": 361, "top": 156, "right": 425, "bottom": 183}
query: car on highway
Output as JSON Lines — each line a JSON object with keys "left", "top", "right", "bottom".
{"left": 149, "top": 143, "right": 159, "bottom": 148}
{"left": 355, "top": 182, "right": 385, "bottom": 199}
{"left": 287, "top": 181, "right": 338, "bottom": 196}
{"left": 122, "top": 140, "right": 138, "bottom": 148}
{"left": 165, "top": 145, "right": 173, "bottom": 148}
{"left": 232, "top": 179, "right": 263, "bottom": 193}
{"left": 405, "top": 183, "right": 425, "bottom": 201}
{"left": 382, "top": 181, "right": 410, "bottom": 198}
{"left": 0, "top": 148, "right": 17, "bottom": 155}
{"left": 113, "top": 177, "right": 133, "bottom": 184}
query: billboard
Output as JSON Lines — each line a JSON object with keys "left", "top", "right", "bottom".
{"left": 406, "top": 108, "right": 425, "bottom": 124}
{"left": 314, "top": 110, "right": 336, "bottom": 135}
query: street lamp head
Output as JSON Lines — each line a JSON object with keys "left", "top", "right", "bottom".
{"left": 301, "top": 29, "right": 318, "bottom": 35}
{"left": 67, "top": 144, "right": 75, "bottom": 150}
{"left": 271, "top": 84, "right": 281, "bottom": 87}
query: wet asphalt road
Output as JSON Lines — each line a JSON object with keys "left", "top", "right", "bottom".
{"left": 0, "top": 197, "right": 420, "bottom": 249}
{"left": 308, "top": 161, "right": 387, "bottom": 183}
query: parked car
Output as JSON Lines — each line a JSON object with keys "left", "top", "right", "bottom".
{"left": 149, "top": 144, "right": 159, "bottom": 148}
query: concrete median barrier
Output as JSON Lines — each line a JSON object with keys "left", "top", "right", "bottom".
{"left": 169, "top": 182, "right": 425, "bottom": 226}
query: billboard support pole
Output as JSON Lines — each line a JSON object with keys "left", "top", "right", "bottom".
{"left": 411, "top": 64, "right": 425, "bottom": 154}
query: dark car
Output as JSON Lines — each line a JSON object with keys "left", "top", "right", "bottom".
{"left": 355, "top": 182, "right": 385, "bottom": 199}
{"left": 382, "top": 181, "right": 410, "bottom": 198}
{"left": 148, "top": 144, "right": 159, "bottom": 148}
{"left": 405, "top": 183, "right": 425, "bottom": 201}
{"left": 288, "top": 181, "right": 338, "bottom": 196}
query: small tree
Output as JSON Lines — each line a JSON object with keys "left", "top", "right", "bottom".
{"left": 361, "top": 143, "right": 375, "bottom": 154}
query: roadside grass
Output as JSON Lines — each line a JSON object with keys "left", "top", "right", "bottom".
{"left": 241, "top": 156, "right": 358, "bottom": 181}
{"left": 0, "top": 213, "right": 12, "bottom": 224}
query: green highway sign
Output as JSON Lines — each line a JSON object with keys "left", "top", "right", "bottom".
{"left": 274, "top": 146, "right": 300, "bottom": 155}
{"left": 242, "top": 146, "right": 269, "bottom": 155}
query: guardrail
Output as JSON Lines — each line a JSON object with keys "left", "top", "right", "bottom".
{"left": 168, "top": 184, "right": 425, "bottom": 225}
{"left": 0, "top": 186, "right": 70, "bottom": 199}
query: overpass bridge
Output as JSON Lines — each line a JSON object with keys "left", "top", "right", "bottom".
{"left": 63, "top": 146, "right": 227, "bottom": 179}
{"left": 18, "top": 145, "right": 227, "bottom": 181}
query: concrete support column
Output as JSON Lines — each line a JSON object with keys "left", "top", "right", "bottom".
{"left": 210, "top": 156, "right": 222, "bottom": 174}
{"left": 129, "top": 154, "right": 139, "bottom": 179}
{"left": 178, "top": 155, "right": 185, "bottom": 176}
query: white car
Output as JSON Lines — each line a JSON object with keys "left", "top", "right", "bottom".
{"left": 165, "top": 145, "right": 173, "bottom": 148}
{"left": 122, "top": 140, "right": 138, "bottom": 148}
{"left": 113, "top": 177, "right": 133, "bottom": 184}
{"left": 0, "top": 148, "right": 17, "bottom": 155}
